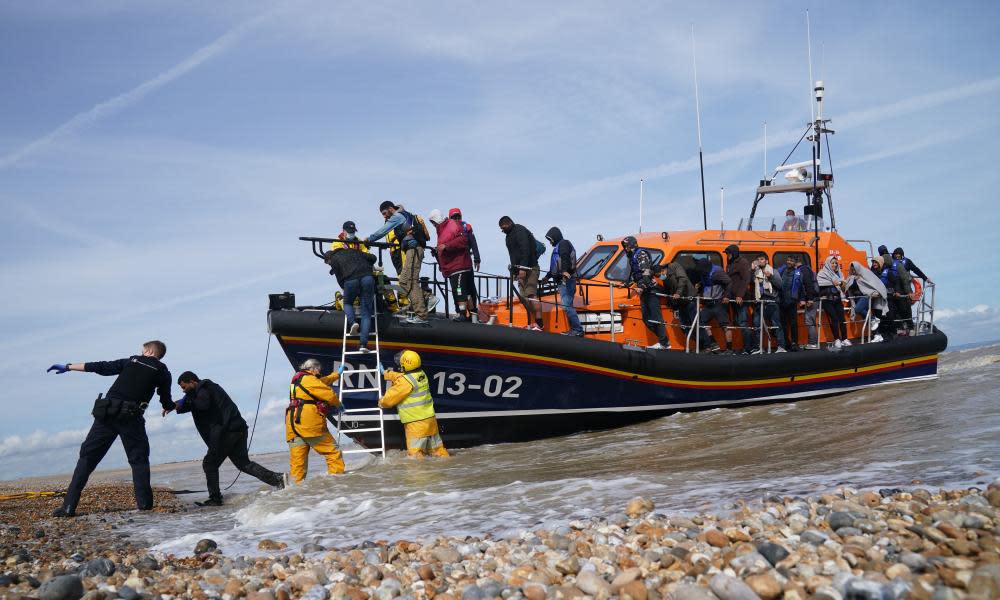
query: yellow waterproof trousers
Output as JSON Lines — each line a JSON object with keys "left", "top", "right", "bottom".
{"left": 288, "top": 432, "right": 344, "bottom": 482}
{"left": 404, "top": 418, "right": 449, "bottom": 458}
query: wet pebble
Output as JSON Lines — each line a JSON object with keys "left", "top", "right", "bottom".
{"left": 80, "top": 557, "right": 116, "bottom": 577}
{"left": 37, "top": 574, "right": 84, "bottom": 600}
{"left": 194, "top": 539, "right": 217, "bottom": 554}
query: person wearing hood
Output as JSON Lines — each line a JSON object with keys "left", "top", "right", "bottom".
{"left": 429, "top": 209, "right": 477, "bottom": 322}
{"left": 622, "top": 236, "right": 670, "bottom": 350}
{"left": 542, "top": 227, "right": 583, "bottom": 336}
{"left": 892, "top": 246, "right": 929, "bottom": 333}
{"left": 747, "top": 256, "right": 787, "bottom": 353}
{"left": 499, "top": 216, "right": 544, "bottom": 330}
{"left": 816, "top": 252, "right": 850, "bottom": 349}
{"left": 286, "top": 359, "right": 344, "bottom": 482}
{"left": 695, "top": 257, "right": 733, "bottom": 352}
{"left": 845, "top": 260, "right": 888, "bottom": 332}
{"left": 324, "top": 222, "right": 378, "bottom": 352}
{"left": 659, "top": 257, "right": 697, "bottom": 335}
{"left": 870, "top": 256, "right": 900, "bottom": 341}
{"left": 177, "top": 372, "right": 285, "bottom": 506}
{"left": 723, "top": 245, "right": 753, "bottom": 354}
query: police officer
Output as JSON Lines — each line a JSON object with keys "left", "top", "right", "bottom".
{"left": 177, "top": 372, "right": 285, "bottom": 506}
{"left": 47, "top": 340, "right": 174, "bottom": 517}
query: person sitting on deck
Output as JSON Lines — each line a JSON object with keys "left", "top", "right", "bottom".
{"left": 747, "top": 256, "right": 787, "bottom": 354}
{"left": 378, "top": 350, "right": 449, "bottom": 458}
{"left": 696, "top": 258, "right": 732, "bottom": 353}
{"left": 781, "top": 209, "right": 807, "bottom": 231}
{"left": 845, "top": 260, "right": 888, "bottom": 330}
{"left": 622, "top": 236, "right": 670, "bottom": 350}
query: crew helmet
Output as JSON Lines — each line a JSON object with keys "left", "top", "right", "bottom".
{"left": 394, "top": 350, "right": 421, "bottom": 372}
{"left": 621, "top": 236, "right": 638, "bottom": 251}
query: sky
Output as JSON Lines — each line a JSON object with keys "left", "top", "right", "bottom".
{"left": 1, "top": 1, "right": 998, "bottom": 478}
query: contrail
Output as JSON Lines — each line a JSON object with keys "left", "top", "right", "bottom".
{"left": 533, "top": 75, "right": 1000, "bottom": 206}
{"left": 0, "top": 10, "right": 274, "bottom": 170}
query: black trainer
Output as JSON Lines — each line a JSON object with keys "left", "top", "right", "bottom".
{"left": 52, "top": 506, "right": 76, "bottom": 518}
{"left": 195, "top": 498, "right": 224, "bottom": 507}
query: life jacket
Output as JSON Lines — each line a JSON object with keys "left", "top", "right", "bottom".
{"left": 393, "top": 210, "right": 429, "bottom": 250}
{"left": 701, "top": 264, "right": 725, "bottom": 300}
{"left": 287, "top": 371, "right": 330, "bottom": 435}
{"left": 106, "top": 355, "right": 162, "bottom": 405}
{"left": 396, "top": 370, "right": 435, "bottom": 424}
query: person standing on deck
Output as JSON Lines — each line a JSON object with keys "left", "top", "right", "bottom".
{"left": 286, "top": 359, "right": 344, "bottom": 482}
{"left": 47, "top": 341, "right": 174, "bottom": 517}
{"left": 378, "top": 350, "right": 449, "bottom": 457}
{"left": 366, "top": 201, "right": 430, "bottom": 324}
{"left": 499, "top": 216, "right": 543, "bottom": 331}
{"left": 542, "top": 227, "right": 583, "bottom": 336}
{"left": 622, "top": 236, "right": 670, "bottom": 350}
{"left": 723, "top": 244, "right": 753, "bottom": 354}
{"left": 176, "top": 372, "right": 284, "bottom": 506}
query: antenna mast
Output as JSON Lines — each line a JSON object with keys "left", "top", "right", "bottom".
{"left": 639, "top": 179, "right": 645, "bottom": 233}
{"left": 691, "top": 23, "right": 708, "bottom": 230}
{"left": 806, "top": 10, "right": 815, "bottom": 123}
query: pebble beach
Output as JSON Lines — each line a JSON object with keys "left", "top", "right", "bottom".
{"left": 2, "top": 480, "right": 998, "bottom": 600}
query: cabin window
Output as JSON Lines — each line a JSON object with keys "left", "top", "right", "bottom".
{"left": 575, "top": 245, "right": 617, "bottom": 279}
{"left": 670, "top": 251, "right": 722, "bottom": 269}
{"left": 773, "top": 251, "right": 812, "bottom": 269}
{"left": 740, "top": 251, "right": 769, "bottom": 267}
{"left": 604, "top": 248, "right": 665, "bottom": 281}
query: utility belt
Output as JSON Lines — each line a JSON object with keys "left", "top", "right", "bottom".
{"left": 92, "top": 393, "right": 148, "bottom": 420}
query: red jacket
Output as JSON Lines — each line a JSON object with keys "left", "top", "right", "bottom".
{"left": 434, "top": 219, "right": 472, "bottom": 277}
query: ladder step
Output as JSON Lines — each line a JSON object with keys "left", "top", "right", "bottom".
{"left": 341, "top": 387, "right": 381, "bottom": 393}
{"left": 344, "top": 368, "right": 381, "bottom": 374}
{"left": 343, "top": 351, "right": 374, "bottom": 356}
{"left": 338, "top": 427, "right": 383, "bottom": 433}
{"left": 342, "top": 448, "right": 385, "bottom": 455}
{"left": 343, "top": 407, "right": 382, "bottom": 413}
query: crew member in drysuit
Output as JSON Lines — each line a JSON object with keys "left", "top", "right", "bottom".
{"left": 286, "top": 359, "right": 345, "bottom": 482}
{"left": 47, "top": 340, "right": 174, "bottom": 517}
{"left": 622, "top": 236, "right": 670, "bottom": 350}
{"left": 177, "top": 372, "right": 285, "bottom": 506}
{"left": 378, "top": 350, "right": 449, "bottom": 457}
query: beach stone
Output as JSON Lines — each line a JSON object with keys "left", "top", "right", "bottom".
{"left": 705, "top": 529, "right": 729, "bottom": 548}
{"left": 305, "top": 584, "right": 331, "bottom": 600}
{"left": 432, "top": 546, "right": 460, "bottom": 564}
{"left": 302, "top": 543, "right": 326, "bottom": 554}
{"left": 461, "top": 584, "right": 485, "bottom": 600}
{"left": 801, "top": 530, "right": 830, "bottom": 545}
{"left": 968, "top": 564, "right": 1000, "bottom": 599}
{"left": 835, "top": 527, "right": 862, "bottom": 537}
{"left": 745, "top": 574, "right": 781, "bottom": 600}
{"left": 901, "top": 551, "right": 929, "bottom": 572}
{"left": 0, "top": 574, "right": 13, "bottom": 586}
{"left": 223, "top": 578, "right": 244, "bottom": 597}
{"left": 986, "top": 488, "right": 1000, "bottom": 507}
{"left": 365, "top": 550, "right": 384, "bottom": 565}
{"left": 828, "top": 512, "right": 854, "bottom": 531}
{"left": 418, "top": 564, "right": 435, "bottom": 581}
{"left": 37, "top": 574, "right": 85, "bottom": 600}
{"left": 626, "top": 497, "right": 655, "bottom": 518}
{"left": 80, "top": 558, "right": 116, "bottom": 578}
{"left": 932, "top": 587, "right": 962, "bottom": 600}
{"left": 611, "top": 568, "right": 641, "bottom": 590}
{"left": 247, "top": 592, "right": 276, "bottom": 600}
{"left": 844, "top": 579, "right": 883, "bottom": 600}
{"left": 666, "top": 583, "right": 717, "bottom": 600}
{"left": 117, "top": 585, "right": 139, "bottom": 600}
{"left": 885, "top": 564, "right": 910, "bottom": 580}
{"left": 135, "top": 556, "right": 159, "bottom": 571}
{"left": 194, "top": 539, "right": 217, "bottom": 554}
{"left": 756, "top": 542, "right": 790, "bottom": 567}
{"left": 709, "top": 573, "right": 761, "bottom": 600}
{"left": 258, "top": 539, "right": 288, "bottom": 551}
{"left": 523, "top": 583, "right": 547, "bottom": 600}
{"left": 620, "top": 580, "right": 647, "bottom": 600}
{"left": 812, "top": 586, "right": 842, "bottom": 600}
{"left": 574, "top": 571, "right": 610, "bottom": 597}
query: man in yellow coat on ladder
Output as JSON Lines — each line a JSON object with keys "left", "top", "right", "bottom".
{"left": 378, "top": 350, "right": 449, "bottom": 458}
{"left": 286, "top": 358, "right": 345, "bottom": 482}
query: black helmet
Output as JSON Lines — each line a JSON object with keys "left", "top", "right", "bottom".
{"left": 621, "top": 236, "right": 638, "bottom": 251}
{"left": 724, "top": 244, "right": 740, "bottom": 259}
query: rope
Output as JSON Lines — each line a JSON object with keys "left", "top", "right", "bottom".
{"left": 224, "top": 333, "right": 272, "bottom": 491}
{"left": 0, "top": 490, "right": 65, "bottom": 502}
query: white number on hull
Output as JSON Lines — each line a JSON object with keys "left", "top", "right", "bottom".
{"left": 431, "top": 371, "right": 522, "bottom": 398}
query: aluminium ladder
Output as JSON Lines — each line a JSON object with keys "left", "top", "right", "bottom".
{"left": 336, "top": 298, "right": 387, "bottom": 459}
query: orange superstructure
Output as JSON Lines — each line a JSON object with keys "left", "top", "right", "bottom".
{"left": 495, "top": 228, "right": 870, "bottom": 351}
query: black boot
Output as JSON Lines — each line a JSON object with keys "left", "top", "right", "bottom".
{"left": 53, "top": 505, "right": 76, "bottom": 518}
{"left": 195, "top": 497, "right": 224, "bottom": 507}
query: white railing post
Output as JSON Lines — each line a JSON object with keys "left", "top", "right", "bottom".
{"left": 609, "top": 281, "right": 616, "bottom": 343}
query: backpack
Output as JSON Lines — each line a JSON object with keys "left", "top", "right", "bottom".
{"left": 397, "top": 210, "right": 430, "bottom": 247}
{"left": 535, "top": 239, "right": 546, "bottom": 261}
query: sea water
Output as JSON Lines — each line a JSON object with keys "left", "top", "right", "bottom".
{"left": 117, "top": 344, "right": 1000, "bottom": 556}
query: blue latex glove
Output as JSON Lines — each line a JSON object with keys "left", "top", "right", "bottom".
{"left": 378, "top": 363, "right": 385, "bottom": 375}
{"left": 337, "top": 364, "right": 346, "bottom": 376}
{"left": 47, "top": 364, "right": 69, "bottom": 374}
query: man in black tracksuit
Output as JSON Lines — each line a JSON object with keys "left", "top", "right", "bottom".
{"left": 176, "top": 372, "right": 284, "bottom": 506}
{"left": 47, "top": 340, "right": 174, "bottom": 517}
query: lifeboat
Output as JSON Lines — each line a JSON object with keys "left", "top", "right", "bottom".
{"left": 268, "top": 85, "right": 947, "bottom": 451}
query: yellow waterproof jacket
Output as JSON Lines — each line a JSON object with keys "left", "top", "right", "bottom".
{"left": 379, "top": 370, "right": 435, "bottom": 423}
{"left": 285, "top": 372, "right": 341, "bottom": 440}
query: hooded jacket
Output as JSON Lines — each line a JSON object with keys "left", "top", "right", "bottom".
{"left": 504, "top": 223, "right": 539, "bottom": 270}
{"left": 324, "top": 246, "right": 376, "bottom": 287}
{"left": 545, "top": 227, "right": 576, "bottom": 283}
{"left": 177, "top": 379, "right": 248, "bottom": 448}
{"left": 724, "top": 245, "right": 751, "bottom": 301}
{"left": 846, "top": 260, "right": 889, "bottom": 316}
{"left": 660, "top": 261, "right": 695, "bottom": 300}
{"left": 891, "top": 247, "right": 929, "bottom": 281}
{"left": 433, "top": 218, "right": 473, "bottom": 277}
{"left": 697, "top": 258, "right": 731, "bottom": 301}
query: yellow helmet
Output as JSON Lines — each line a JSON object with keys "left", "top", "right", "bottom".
{"left": 394, "top": 350, "right": 421, "bottom": 372}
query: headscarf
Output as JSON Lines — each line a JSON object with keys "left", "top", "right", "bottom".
{"left": 816, "top": 254, "right": 843, "bottom": 292}
{"left": 753, "top": 263, "right": 775, "bottom": 301}
{"left": 846, "top": 260, "right": 889, "bottom": 316}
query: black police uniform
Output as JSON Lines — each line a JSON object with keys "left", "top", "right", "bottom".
{"left": 177, "top": 379, "right": 283, "bottom": 502}
{"left": 59, "top": 355, "right": 173, "bottom": 515}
